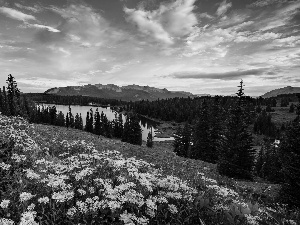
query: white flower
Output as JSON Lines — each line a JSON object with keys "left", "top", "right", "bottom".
{"left": 168, "top": 204, "right": 178, "bottom": 214}
{"left": 19, "top": 211, "right": 38, "bottom": 225}
{"left": 20, "top": 192, "right": 35, "bottom": 202}
{"left": 0, "top": 218, "right": 14, "bottom": 225}
{"left": 27, "top": 203, "right": 35, "bottom": 211}
{"left": 88, "top": 187, "right": 95, "bottom": 194}
{"left": 77, "top": 189, "right": 86, "bottom": 196}
{"left": 0, "top": 199, "right": 10, "bottom": 209}
{"left": 0, "top": 162, "right": 11, "bottom": 170}
{"left": 67, "top": 207, "right": 77, "bottom": 217}
{"left": 52, "top": 191, "right": 74, "bottom": 203}
{"left": 38, "top": 197, "right": 49, "bottom": 204}
{"left": 24, "top": 169, "right": 40, "bottom": 180}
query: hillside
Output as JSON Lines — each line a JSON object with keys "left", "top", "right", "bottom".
{"left": 45, "top": 84, "right": 195, "bottom": 101}
{"left": 2, "top": 114, "right": 297, "bottom": 225}
{"left": 261, "top": 86, "right": 300, "bottom": 98}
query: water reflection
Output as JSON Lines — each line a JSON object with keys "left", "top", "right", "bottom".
{"left": 39, "top": 104, "right": 174, "bottom": 142}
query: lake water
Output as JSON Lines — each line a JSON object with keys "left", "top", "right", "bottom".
{"left": 39, "top": 104, "right": 174, "bottom": 142}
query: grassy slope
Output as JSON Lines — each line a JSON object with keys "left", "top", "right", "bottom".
{"left": 34, "top": 123, "right": 281, "bottom": 205}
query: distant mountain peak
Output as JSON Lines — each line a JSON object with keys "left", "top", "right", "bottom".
{"left": 261, "top": 86, "right": 300, "bottom": 98}
{"left": 45, "top": 83, "right": 195, "bottom": 101}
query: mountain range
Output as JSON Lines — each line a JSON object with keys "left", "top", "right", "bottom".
{"left": 45, "top": 84, "right": 196, "bottom": 101}
{"left": 261, "top": 86, "right": 300, "bottom": 98}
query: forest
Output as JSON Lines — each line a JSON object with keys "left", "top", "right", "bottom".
{"left": 1, "top": 74, "right": 300, "bottom": 224}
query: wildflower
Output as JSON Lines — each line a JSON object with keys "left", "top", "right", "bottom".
{"left": 88, "top": 187, "right": 95, "bottom": 194}
{"left": 120, "top": 211, "right": 135, "bottom": 225}
{"left": 168, "top": 204, "right": 178, "bottom": 214}
{"left": 76, "top": 201, "right": 88, "bottom": 213}
{"left": 67, "top": 207, "right": 77, "bottom": 217}
{"left": 24, "top": 169, "right": 40, "bottom": 180}
{"left": 20, "top": 192, "right": 35, "bottom": 202}
{"left": 38, "top": 197, "right": 49, "bottom": 204}
{"left": 52, "top": 191, "right": 74, "bottom": 203}
{"left": 0, "top": 218, "right": 14, "bottom": 225}
{"left": 27, "top": 203, "right": 35, "bottom": 211}
{"left": 77, "top": 189, "right": 86, "bottom": 196}
{"left": 0, "top": 200, "right": 10, "bottom": 209}
{"left": 0, "top": 162, "right": 11, "bottom": 170}
{"left": 19, "top": 211, "right": 38, "bottom": 225}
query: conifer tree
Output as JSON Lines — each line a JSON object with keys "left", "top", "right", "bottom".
{"left": 279, "top": 117, "right": 300, "bottom": 207}
{"left": 74, "top": 113, "right": 80, "bottom": 129}
{"left": 217, "top": 80, "right": 255, "bottom": 180}
{"left": 192, "top": 100, "right": 213, "bottom": 161}
{"left": 79, "top": 113, "right": 83, "bottom": 130}
{"left": 173, "top": 123, "right": 191, "bottom": 157}
{"left": 56, "top": 111, "right": 65, "bottom": 127}
{"left": 146, "top": 129, "right": 153, "bottom": 148}
{"left": 68, "top": 107, "right": 74, "bottom": 128}
{"left": 94, "top": 109, "right": 101, "bottom": 135}
{"left": 66, "top": 113, "right": 70, "bottom": 128}
{"left": 6, "top": 74, "right": 21, "bottom": 116}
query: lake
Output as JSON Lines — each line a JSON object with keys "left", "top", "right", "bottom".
{"left": 39, "top": 104, "right": 174, "bottom": 142}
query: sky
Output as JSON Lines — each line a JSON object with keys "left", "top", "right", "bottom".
{"left": 0, "top": 0, "right": 299, "bottom": 96}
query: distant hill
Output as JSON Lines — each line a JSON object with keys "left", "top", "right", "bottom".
{"left": 261, "top": 86, "right": 300, "bottom": 98}
{"left": 45, "top": 84, "right": 196, "bottom": 101}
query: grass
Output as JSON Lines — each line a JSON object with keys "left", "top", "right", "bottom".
{"left": 1, "top": 114, "right": 299, "bottom": 224}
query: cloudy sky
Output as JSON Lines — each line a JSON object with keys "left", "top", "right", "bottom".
{"left": 0, "top": 0, "right": 299, "bottom": 96}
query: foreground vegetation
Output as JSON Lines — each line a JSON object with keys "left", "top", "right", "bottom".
{"left": 1, "top": 114, "right": 299, "bottom": 224}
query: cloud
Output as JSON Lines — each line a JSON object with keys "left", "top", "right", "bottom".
{"left": 0, "top": 7, "right": 36, "bottom": 21}
{"left": 248, "top": 0, "right": 289, "bottom": 8}
{"left": 124, "top": 0, "right": 198, "bottom": 44}
{"left": 216, "top": 0, "right": 232, "bottom": 17}
{"left": 170, "top": 68, "right": 269, "bottom": 80}
{"left": 14, "top": 3, "right": 43, "bottom": 13}
{"left": 21, "top": 23, "right": 60, "bottom": 33}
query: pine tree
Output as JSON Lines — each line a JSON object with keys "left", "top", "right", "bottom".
{"left": 68, "top": 107, "right": 74, "bottom": 128}
{"left": 217, "top": 80, "right": 255, "bottom": 180}
{"left": 74, "top": 113, "right": 80, "bottom": 129}
{"left": 173, "top": 123, "right": 191, "bottom": 157}
{"left": 146, "top": 129, "right": 153, "bottom": 148}
{"left": 56, "top": 111, "right": 65, "bottom": 127}
{"left": 6, "top": 74, "right": 21, "bottom": 116}
{"left": 94, "top": 109, "right": 101, "bottom": 135}
{"left": 79, "top": 113, "right": 83, "bottom": 130}
{"left": 2, "top": 87, "right": 9, "bottom": 116}
{"left": 66, "top": 113, "right": 70, "bottom": 128}
{"left": 192, "top": 100, "right": 213, "bottom": 161}
{"left": 279, "top": 119, "right": 300, "bottom": 207}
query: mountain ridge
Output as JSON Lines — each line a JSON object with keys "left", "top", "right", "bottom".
{"left": 261, "top": 86, "right": 300, "bottom": 98}
{"left": 45, "top": 84, "right": 196, "bottom": 101}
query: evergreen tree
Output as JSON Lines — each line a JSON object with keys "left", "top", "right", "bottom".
{"left": 74, "top": 113, "right": 80, "bottom": 129}
{"left": 56, "top": 111, "right": 65, "bottom": 127}
{"left": 279, "top": 120, "right": 300, "bottom": 207}
{"left": 122, "top": 115, "right": 142, "bottom": 145}
{"left": 289, "top": 103, "right": 295, "bottom": 113}
{"left": 94, "top": 109, "right": 101, "bottom": 135}
{"left": 6, "top": 74, "right": 21, "bottom": 116}
{"left": 255, "top": 138, "right": 282, "bottom": 183}
{"left": 217, "top": 80, "right": 255, "bottom": 180}
{"left": 2, "top": 87, "right": 8, "bottom": 116}
{"left": 122, "top": 116, "right": 131, "bottom": 143}
{"left": 146, "top": 129, "right": 153, "bottom": 148}
{"left": 192, "top": 100, "right": 213, "bottom": 161}
{"left": 173, "top": 123, "right": 191, "bottom": 157}
{"left": 79, "top": 113, "right": 83, "bottom": 130}
{"left": 68, "top": 107, "right": 74, "bottom": 128}
{"left": 66, "top": 113, "right": 70, "bottom": 128}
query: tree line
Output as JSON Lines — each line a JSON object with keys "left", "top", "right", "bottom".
{"left": 0, "top": 75, "right": 144, "bottom": 146}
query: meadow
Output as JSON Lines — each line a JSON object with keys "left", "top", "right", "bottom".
{"left": 0, "top": 114, "right": 299, "bottom": 225}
